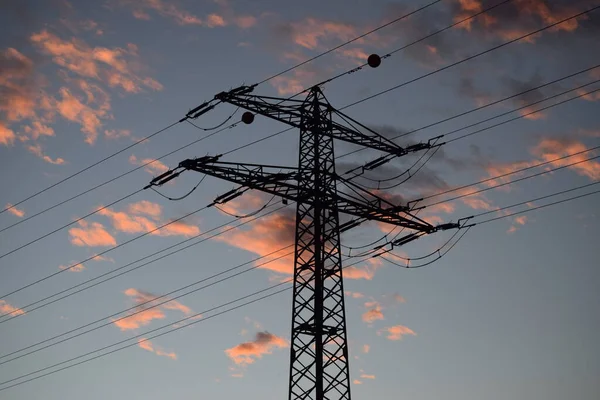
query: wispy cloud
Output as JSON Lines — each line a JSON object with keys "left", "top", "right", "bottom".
{"left": 378, "top": 325, "right": 416, "bottom": 341}
{"left": 113, "top": 288, "right": 193, "bottom": 331}
{"left": 138, "top": 338, "right": 177, "bottom": 359}
{"left": 129, "top": 154, "right": 169, "bottom": 175}
{"left": 225, "top": 331, "right": 288, "bottom": 366}
{"left": 26, "top": 143, "right": 65, "bottom": 164}
{"left": 5, "top": 203, "right": 25, "bottom": 217}
{"left": 0, "top": 300, "right": 25, "bottom": 316}
{"left": 362, "top": 300, "right": 384, "bottom": 323}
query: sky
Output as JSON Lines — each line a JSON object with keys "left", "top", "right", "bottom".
{"left": 0, "top": 0, "right": 599, "bottom": 399}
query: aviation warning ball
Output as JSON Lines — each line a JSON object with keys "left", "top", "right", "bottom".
{"left": 367, "top": 54, "right": 381, "bottom": 68}
{"left": 242, "top": 111, "right": 255, "bottom": 124}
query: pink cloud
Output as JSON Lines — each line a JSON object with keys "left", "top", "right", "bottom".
{"left": 0, "top": 122, "right": 16, "bottom": 146}
{"left": 137, "top": 338, "right": 177, "bottom": 359}
{"left": 0, "top": 300, "right": 25, "bottom": 316}
{"left": 344, "top": 291, "right": 365, "bottom": 299}
{"left": 362, "top": 301, "right": 384, "bottom": 323}
{"left": 129, "top": 154, "right": 169, "bottom": 176}
{"left": 59, "top": 261, "right": 85, "bottom": 272}
{"left": 532, "top": 139, "right": 600, "bottom": 180}
{"left": 26, "top": 143, "right": 65, "bottom": 165}
{"left": 362, "top": 344, "right": 370, "bottom": 353}
{"left": 360, "top": 374, "right": 376, "bottom": 380}
{"left": 378, "top": 325, "right": 416, "bottom": 341}
{"left": 104, "top": 129, "right": 131, "bottom": 139}
{"left": 225, "top": 331, "right": 288, "bottom": 366}
{"left": 68, "top": 220, "right": 117, "bottom": 247}
{"left": 97, "top": 202, "right": 199, "bottom": 238}
{"left": 113, "top": 288, "right": 193, "bottom": 331}
{"left": 5, "top": 203, "right": 25, "bottom": 218}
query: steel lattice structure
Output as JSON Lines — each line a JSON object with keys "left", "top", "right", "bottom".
{"left": 150, "top": 85, "right": 458, "bottom": 400}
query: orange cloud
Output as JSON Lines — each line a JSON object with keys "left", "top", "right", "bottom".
{"left": 59, "top": 261, "right": 85, "bottom": 272}
{"left": 235, "top": 15, "right": 257, "bottom": 29}
{"left": 104, "top": 129, "right": 131, "bottom": 139}
{"left": 218, "top": 209, "right": 296, "bottom": 275}
{"left": 360, "top": 374, "right": 376, "bottom": 380}
{"left": 126, "top": 0, "right": 203, "bottom": 25}
{"left": 507, "top": 215, "right": 529, "bottom": 234}
{"left": 0, "top": 300, "right": 25, "bottom": 316}
{"left": 113, "top": 288, "right": 193, "bottom": 331}
{"left": 68, "top": 220, "right": 117, "bottom": 247}
{"left": 0, "top": 122, "right": 16, "bottom": 146}
{"left": 362, "top": 344, "right": 370, "bottom": 353}
{"left": 26, "top": 143, "right": 65, "bottom": 165}
{"left": 98, "top": 201, "right": 200, "bottom": 238}
{"left": 5, "top": 203, "right": 25, "bottom": 218}
{"left": 137, "top": 338, "right": 177, "bottom": 359}
{"left": 362, "top": 301, "right": 384, "bottom": 323}
{"left": 270, "top": 68, "right": 318, "bottom": 96}
{"left": 30, "top": 30, "right": 162, "bottom": 94}
{"left": 353, "top": 379, "right": 363, "bottom": 385}
{"left": 129, "top": 154, "right": 169, "bottom": 175}
{"left": 532, "top": 139, "right": 600, "bottom": 180}
{"left": 290, "top": 18, "right": 358, "bottom": 50}
{"left": 225, "top": 331, "right": 288, "bottom": 365}
{"left": 378, "top": 325, "right": 416, "bottom": 341}
{"left": 344, "top": 291, "right": 365, "bottom": 299}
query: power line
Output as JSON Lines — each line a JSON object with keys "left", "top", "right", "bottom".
{"left": 341, "top": 5, "right": 600, "bottom": 109}
{"left": 0, "top": 245, "right": 295, "bottom": 366}
{"left": 0, "top": 205, "right": 210, "bottom": 300}
{"left": 254, "top": 0, "right": 444, "bottom": 86}
{"left": 0, "top": 253, "right": 373, "bottom": 392}
{"left": 313, "top": 0, "right": 513, "bottom": 92}
{"left": 0, "top": 204, "right": 287, "bottom": 322}
{"left": 337, "top": 64, "right": 600, "bottom": 158}
{"left": 0, "top": 121, "right": 180, "bottom": 217}
{"left": 0, "top": 122, "right": 240, "bottom": 235}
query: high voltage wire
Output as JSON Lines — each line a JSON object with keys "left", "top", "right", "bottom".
{"left": 1, "top": 178, "right": 597, "bottom": 389}
{"left": 0, "top": 0, "right": 513, "bottom": 238}
{"left": 0, "top": 253, "right": 381, "bottom": 392}
{"left": 0, "top": 205, "right": 210, "bottom": 299}
{"left": 0, "top": 246, "right": 295, "bottom": 366}
{"left": 0, "top": 121, "right": 180, "bottom": 217}
{"left": 0, "top": 122, "right": 240, "bottom": 235}
{"left": 256, "top": 0, "right": 444, "bottom": 85}
{"left": 341, "top": 5, "right": 600, "bottom": 109}
{"left": 0, "top": 1, "right": 445, "bottom": 219}
{"left": 0, "top": 204, "right": 287, "bottom": 322}
{"left": 3, "top": 177, "right": 594, "bottom": 392}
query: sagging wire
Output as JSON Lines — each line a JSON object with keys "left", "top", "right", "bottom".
{"left": 186, "top": 107, "right": 240, "bottom": 131}
{"left": 150, "top": 174, "right": 207, "bottom": 201}
{"left": 380, "top": 226, "right": 472, "bottom": 269}
{"left": 214, "top": 194, "right": 280, "bottom": 219}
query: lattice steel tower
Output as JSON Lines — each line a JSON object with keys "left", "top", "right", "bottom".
{"left": 149, "top": 85, "right": 457, "bottom": 400}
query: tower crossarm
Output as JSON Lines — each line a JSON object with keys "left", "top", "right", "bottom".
{"left": 208, "top": 85, "right": 425, "bottom": 157}
{"left": 170, "top": 157, "right": 434, "bottom": 232}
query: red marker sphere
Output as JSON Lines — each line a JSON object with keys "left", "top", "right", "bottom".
{"left": 242, "top": 111, "right": 255, "bottom": 124}
{"left": 367, "top": 54, "right": 381, "bottom": 68}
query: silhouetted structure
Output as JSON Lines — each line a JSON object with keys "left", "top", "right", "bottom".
{"left": 150, "top": 85, "right": 458, "bottom": 400}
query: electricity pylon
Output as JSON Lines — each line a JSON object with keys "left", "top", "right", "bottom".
{"left": 149, "top": 84, "right": 459, "bottom": 400}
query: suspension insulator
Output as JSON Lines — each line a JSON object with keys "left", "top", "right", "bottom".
{"left": 367, "top": 54, "right": 381, "bottom": 68}
{"left": 242, "top": 112, "right": 255, "bottom": 124}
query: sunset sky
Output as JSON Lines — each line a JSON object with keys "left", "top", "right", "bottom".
{"left": 1, "top": 0, "right": 599, "bottom": 399}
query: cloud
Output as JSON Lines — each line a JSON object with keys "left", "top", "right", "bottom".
{"left": 532, "top": 139, "right": 600, "bottom": 180}
{"left": 217, "top": 208, "right": 297, "bottom": 275}
{"left": 113, "top": 288, "right": 193, "bottom": 331}
{"left": 344, "top": 291, "right": 365, "bottom": 299}
{"left": 360, "top": 374, "right": 376, "bottom": 380}
{"left": 362, "top": 344, "right": 370, "bottom": 353}
{"left": 507, "top": 215, "right": 529, "bottom": 234}
{"left": 378, "top": 325, "right": 417, "bottom": 341}
{"left": 97, "top": 201, "right": 200, "bottom": 238}
{"left": 353, "top": 379, "right": 362, "bottom": 385}
{"left": 362, "top": 301, "right": 384, "bottom": 323}
{"left": 68, "top": 220, "right": 117, "bottom": 247}
{"left": 0, "top": 300, "right": 25, "bottom": 316}
{"left": 5, "top": 203, "right": 25, "bottom": 217}
{"left": 138, "top": 338, "right": 177, "bottom": 359}
{"left": 26, "top": 143, "right": 65, "bottom": 164}
{"left": 104, "top": 129, "right": 131, "bottom": 139}
{"left": 225, "top": 331, "right": 288, "bottom": 366}
{"left": 123, "top": 0, "right": 203, "bottom": 25}
{"left": 129, "top": 154, "right": 169, "bottom": 176}
{"left": 59, "top": 261, "right": 85, "bottom": 272}
{"left": 0, "top": 122, "right": 16, "bottom": 146}
{"left": 30, "top": 30, "right": 162, "bottom": 94}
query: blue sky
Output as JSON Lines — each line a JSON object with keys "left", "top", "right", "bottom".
{"left": 0, "top": 0, "right": 599, "bottom": 399}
